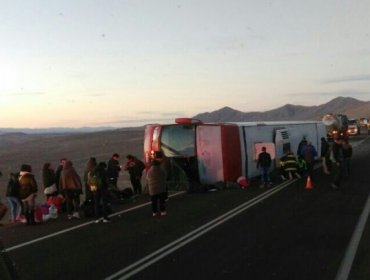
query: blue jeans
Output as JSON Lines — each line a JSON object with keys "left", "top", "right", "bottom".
{"left": 260, "top": 167, "right": 270, "bottom": 183}
{"left": 6, "top": 196, "right": 21, "bottom": 221}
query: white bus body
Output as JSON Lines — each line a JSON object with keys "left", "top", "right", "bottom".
{"left": 144, "top": 119, "right": 326, "bottom": 186}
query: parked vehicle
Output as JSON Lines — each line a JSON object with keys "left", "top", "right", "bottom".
{"left": 322, "top": 113, "right": 349, "bottom": 140}
{"left": 359, "top": 118, "right": 370, "bottom": 134}
{"left": 143, "top": 118, "right": 326, "bottom": 190}
{"left": 347, "top": 118, "right": 360, "bottom": 136}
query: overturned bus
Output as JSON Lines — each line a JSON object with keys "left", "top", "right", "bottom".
{"left": 143, "top": 118, "right": 326, "bottom": 190}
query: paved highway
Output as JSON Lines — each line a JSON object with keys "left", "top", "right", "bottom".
{"left": 1, "top": 135, "right": 370, "bottom": 280}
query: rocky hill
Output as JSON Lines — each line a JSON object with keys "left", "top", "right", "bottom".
{"left": 193, "top": 97, "right": 370, "bottom": 122}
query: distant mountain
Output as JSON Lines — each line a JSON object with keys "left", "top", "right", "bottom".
{"left": 193, "top": 97, "right": 370, "bottom": 122}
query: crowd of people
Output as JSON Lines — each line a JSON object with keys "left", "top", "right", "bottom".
{"left": 1, "top": 136, "right": 354, "bottom": 226}
{"left": 0, "top": 152, "right": 169, "bottom": 226}
{"left": 256, "top": 136, "right": 353, "bottom": 190}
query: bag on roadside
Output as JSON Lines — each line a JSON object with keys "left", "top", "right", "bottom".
{"left": 47, "top": 195, "right": 64, "bottom": 213}
{"left": 44, "top": 184, "right": 57, "bottom": 195}
{"left": 34, "top": 206, "right": 43, "bottom": 223}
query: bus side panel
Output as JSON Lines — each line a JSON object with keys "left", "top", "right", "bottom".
{"left": 285, "top": 123, "right": 325, "bottom": 156}
{"left": 221, "top": 125, "right": 242, "bottom": 182}
{"left": 196, "top": 125, "right": 224, "bottom": 184}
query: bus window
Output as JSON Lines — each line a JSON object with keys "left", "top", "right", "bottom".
{"left": 160, "top": 125, "right": 195, "bottom": 157}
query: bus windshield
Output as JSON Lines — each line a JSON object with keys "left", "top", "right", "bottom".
{"left": 348, "top": 119, "right": 357, "bottom": 125}
{"left": 160, "top": 125, "right": 196, "bottom": 157}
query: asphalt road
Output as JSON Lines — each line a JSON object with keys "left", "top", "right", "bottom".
{"left": 1, "top": 135, "right": 370, "bottom": 280}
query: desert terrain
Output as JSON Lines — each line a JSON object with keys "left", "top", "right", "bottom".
{"left": 0, "top": 128, "right": 145, "bottom": 203}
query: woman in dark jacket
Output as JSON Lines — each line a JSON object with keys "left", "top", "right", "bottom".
{"left": 42, "top": 162, "right": 56, "bottom": 198}
{"left": 59, "top": 160, "right": 83, "bottom": 220}
{"left": 83, "top": 157, "right": 97, "bottom": 202}
{"left": 18, "top": 164, "right": 38, "bottom": 225}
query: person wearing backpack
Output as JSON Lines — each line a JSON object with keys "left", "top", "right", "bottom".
{"left": 89, "top": 162, "right": 111, "bottom": 223}
{"left": 124, "top": 154, "right": 145, "bottom": 196}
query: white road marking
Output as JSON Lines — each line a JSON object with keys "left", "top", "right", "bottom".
{"left": 105, "top": 180, "right": 295, "bottom": 280}
{"left": 5, "top": 136, "right": 369, "bottom": 278}
{"left": 335, "top": 193, "right": 370, "bottom": 280}
{"left": 3, "top": 192, "right": 185, "bottom": 252}
{"left": 335, "top": 136, "right": 370, "bottom": 280}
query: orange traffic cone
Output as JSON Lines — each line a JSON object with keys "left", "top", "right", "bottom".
{"left": 305, "top": 176, "right": 313, "bottom": 189}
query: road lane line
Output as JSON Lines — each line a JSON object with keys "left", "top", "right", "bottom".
{"left": 105, "top": 180, "right": 295, "bottom": 280}
{"left": 333, "top": 135, "right": 370, "bottom": 280}
{"left": 352, "top": 136, "right": 369, "bottom": 148}
{"left": 3, "top": 192, "right": 185, "bottom": 252}
{"left": 335, "top": 193, "right": 370, "bottom": 280}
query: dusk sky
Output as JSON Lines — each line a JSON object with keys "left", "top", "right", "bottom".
{"left": 1, "top": 0, "right": 370, "bottom": 128}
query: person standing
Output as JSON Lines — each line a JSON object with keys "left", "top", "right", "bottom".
{"left": 124, "top": 154, "right": 145, "bottom": 196}
{"left": 256, "top": 146, "right": 272, "bottom": 188}
{"left": 328, "top": 137, "right": 344, "bottom": 189}
{"left": 146, "top": 159, "right": 167, "bottom": 216}
{"left": 55, "top": 158, "right": 67, "bottom": 195}
{"left": 301, "top": 141, "right": 318, "bottom": 181}
{"left": 6, "top": 172, "right": 22, "bottom": 223}
{"left": 59, "top": 160, "right": 83, "bottom": 219}
{"left": 297, "top": 137, "right": 308, "bottom": 158}
{"left": 18, "top": 164, "right": 38, "bottom": 225}
{"left": 83, "top": 157, "right": 97, "bottom": 202}
{"left": 342, "top": 138, "right": 353, "bottom": 178}
{"left": 107, "top": 153, "right": 121, "bottom": 190}
{"left": 42, "top": 163, "right": 57, "bottom": 198}
{"left": 90, "top": 162, "right": 111, "bottom": 223}
{"left": 320, "top": 137, "right": 330, "bottom": 175}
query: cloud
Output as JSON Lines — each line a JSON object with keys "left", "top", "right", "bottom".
{"left": 96, "top": 111, "right": 189, "bottom": 127}
{"left": 286, "top": 90, "right": 370, "bottom": 101}
{"left": 12, "top": 91, "right": 45, "bottom": 96}
{"left": 89, "top": 117, "right": 175, "bottom": 127}
{"left": 320, "top": 75, "right": 370, "bottom": 84}
{"left": 137, "top": 111, "right": 186, "bottom": 117}
{"left": 87, "top": 93, "right": 106, "bottom": 97}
